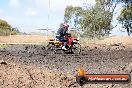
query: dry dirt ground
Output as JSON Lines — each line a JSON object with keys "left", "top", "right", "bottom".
{"left": 0, "top": 35, "right": 48, "bottom": 44}
{"left": 0, "top": 36, "right": 132, "bottom": 88}
{"left": 0, "top": 43, "right": 132, "bottom": 88}
{"left": 0, "top": 35, "right": 131, "bottom": 45}
{"left": 96, "top": 36, "right": 132, "bottom": 45}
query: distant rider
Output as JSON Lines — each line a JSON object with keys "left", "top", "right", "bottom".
{"left": 56, "top": 23, "right": 69, "bottom": 50}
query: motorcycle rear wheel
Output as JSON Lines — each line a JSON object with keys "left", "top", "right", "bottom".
{"left": 45, "top": 43, "right": 55, "bottom": 54}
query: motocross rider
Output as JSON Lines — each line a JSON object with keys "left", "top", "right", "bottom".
{"left": 56, "top": 23, "right": 69, "bottom": 50}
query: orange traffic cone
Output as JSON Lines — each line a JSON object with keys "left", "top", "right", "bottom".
{"left": 78, "top": 66, "right": 86, "bottom": 76}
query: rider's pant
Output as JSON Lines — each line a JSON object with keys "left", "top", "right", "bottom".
{"left": 56, "top": 36, "right": 68, "bottom": 46}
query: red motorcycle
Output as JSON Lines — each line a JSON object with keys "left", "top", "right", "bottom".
{"left": 46, "top": 34, "right": 81, "bottom": 54}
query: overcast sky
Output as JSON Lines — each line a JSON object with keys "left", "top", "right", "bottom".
{"left": 0, "top": 0, "right": 127, "bottom": 35}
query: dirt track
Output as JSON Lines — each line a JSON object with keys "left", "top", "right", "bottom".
{"left": 0, "top": 44, "right": 132, "bottom": 88}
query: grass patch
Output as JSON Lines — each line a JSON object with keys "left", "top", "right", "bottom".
{"left": 0, "top": 45, "right": 8, "bottom": 49}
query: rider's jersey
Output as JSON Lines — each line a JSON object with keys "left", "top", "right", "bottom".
{"left": 56, "top": 28, "right": 68, "bottom": 37}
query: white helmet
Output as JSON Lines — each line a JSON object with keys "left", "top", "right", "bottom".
{"left": 63, "top": 23, "right": 69, "bottom": 28}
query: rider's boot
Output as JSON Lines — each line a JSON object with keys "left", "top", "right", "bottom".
{"left": 62, "top": 46, "right": 67, "bottom": 50}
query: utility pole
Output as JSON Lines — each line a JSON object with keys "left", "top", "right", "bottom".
{"left": 46, "top": 0, "right": 50, "bottom": 41}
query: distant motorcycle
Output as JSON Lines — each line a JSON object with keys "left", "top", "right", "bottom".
{"left": 46, "top": 34, "right": 81, "bottom": 54}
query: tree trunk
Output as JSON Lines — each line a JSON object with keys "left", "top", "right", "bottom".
{"left": 127, "top": 28, "right": 130, "bottom": 36}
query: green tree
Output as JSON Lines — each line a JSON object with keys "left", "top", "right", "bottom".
{"left": 0, "top": 19, "right": 18, "bottom": 36}
{"left": 0, "top": 19, "right": 12, "bottom": 36}
{"left": 118, "top": 5, "right": 132, "bottom": 36}
{"left": 64, "top": 0, "right": 118, "bottom": 39}
{"left": 64, "top": 6, "right": 83, "bottom": 29}
{"left": 64, "top": 6, "right": 83, "bottom": 39}
{"left": 118, "top": 1, "right": 132, "bottom": 36}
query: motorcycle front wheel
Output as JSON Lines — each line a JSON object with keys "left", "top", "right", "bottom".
{"left": 71, "top": 43, "right": 81, "bottom": 54}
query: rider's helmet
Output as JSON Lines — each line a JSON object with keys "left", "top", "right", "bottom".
{"left": 63, "top": 23, "right": 69, "bottom": 29}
